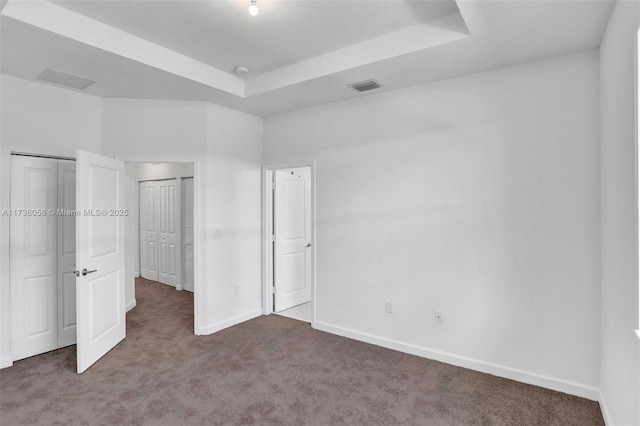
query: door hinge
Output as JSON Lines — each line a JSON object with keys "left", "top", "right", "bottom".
{"left": 271, "top": 234, "right": 275, "bottom": 242}
{"left": 272, "top": 286, "right": 276, "bottom": 294}
{"left": 271, "top": 182, "right": 275, "bottom": 190}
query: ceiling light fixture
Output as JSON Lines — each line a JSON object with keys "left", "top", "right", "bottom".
{"left": 248, "top": 0, "right": 259, "bottom": 16}
{"left": 234, "top": 65, "right": 249, "bottom": 75}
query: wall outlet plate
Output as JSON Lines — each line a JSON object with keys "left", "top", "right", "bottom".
{"left": 386, "top": 301, "right": 393, "bottom": 314}
{"left": 435, "top": 310, "right": 443, "bottom": 324}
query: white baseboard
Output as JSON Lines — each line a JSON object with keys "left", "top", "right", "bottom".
{"left": 598, "top": 391, "right": 612, "bottom": 425}
{"left": 134, "top": 272, "right": 140, "bottom": 278}
{"left": 313, "top": 321, "right": 600, "bottom": 401}
{"left": 126, "top": 299, "right": 137, "bottom": 312}
{"left": 0, "top": 356, "right": 13, "bottom": 369}
{"left": 198, "top": 309, "right": 263, "bottom": 336}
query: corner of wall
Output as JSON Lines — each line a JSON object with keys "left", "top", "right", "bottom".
{"left": 198, "top": 309, "right": 263, "bottom": 336}
{"left": 598, "top": 0, "right": 640, "bottom": 424}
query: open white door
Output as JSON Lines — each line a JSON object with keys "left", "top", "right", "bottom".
{"left": 274, "top": 167, "right": 312, "bottom": 312}
{"left": 75, "top": 150, "right": 125, "bottom": 374}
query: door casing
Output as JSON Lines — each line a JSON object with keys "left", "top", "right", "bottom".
{"left": 124, "top": 157, "right": 203, "bottom": 336}
{"left": 262, "top": 160, "right": 316, "bottom": 324}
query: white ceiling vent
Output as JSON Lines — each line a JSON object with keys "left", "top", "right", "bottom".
{"left": 37, "top": 68, "right": 94, "bottom": 90}
{"left": 348, "top": 79, "right": 383, "bottom": 93}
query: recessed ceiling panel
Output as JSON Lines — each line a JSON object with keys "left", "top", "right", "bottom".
{"left": 1, "top": 0, "right": 615, "bottom": 117}
{"left": 50, "top": 0, "right": 459, "bottom": 76}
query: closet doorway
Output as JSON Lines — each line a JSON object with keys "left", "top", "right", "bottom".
{"left": 9, "top": 154, "right": 77, "bottom": 361}
{"left": 131, "top": 163, "right": 194, "bottom": 293}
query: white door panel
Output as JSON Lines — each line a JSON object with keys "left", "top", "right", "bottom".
{"left": 10, "top": 156, "right": 58, "bottom": 361}
{"left": 139, "top": 181, "right": 159, "bottom": 281}
{"left": 274, "top": 167, "right": 312, "bottom": 312}
{"left": 158, "top": 179, "right": 178, "bottom": 286}
{"left": 57, "top": 160, "right": 77, "bottom": 348}
{"left": 76, "top": 150, "right": 125, "bottom": 374}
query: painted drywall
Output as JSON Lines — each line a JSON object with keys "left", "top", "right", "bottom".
{"left": 128, "top": 162, "right": 194, "bottom": 285}
{"left": 102, "top": 99, "right": 207, "bottom": 316}
{"left": 123, "top": 162, "right": 138, "bottom": 309}
{"left": 0, "top": 74, "right": 103, "bottom": 367}
{"left": 135, "top": 162, "right": 194, "bottom": 182}
{"left": 102, "top": 99, "right": 264, "bottom": 334}
{"left": 264, "top": 50, "right": 602, "bottom": 397}
{"left": 204, "top": 102, "right": 264, "bottom": 331}
{"left": 599, "top": 1, "right": 640, "bottom": 424}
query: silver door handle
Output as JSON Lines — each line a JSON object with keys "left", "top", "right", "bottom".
{"left": 75, "top": 268, "right": 97, "bottom": 276}
{"left": 305, "top": 243, "right": 312, "bottom": 248}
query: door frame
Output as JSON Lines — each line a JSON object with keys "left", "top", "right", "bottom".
{"left": 123, "top": 156, "right": 203, "bottom": 336}
{"left": 262, "top": 160, "right": 316, "bottom": 325}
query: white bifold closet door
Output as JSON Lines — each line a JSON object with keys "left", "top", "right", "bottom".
{"left": 139, "top": 181, "right": 159, "bottom": 282}
{"left": 10, "top": 155, "right": 77, "bottom": 361}
{"left": 139, "top": 179, "right": 180, "bottom": 287}
{"left": 157, "top": 180, "right": 178, "bottom": 286}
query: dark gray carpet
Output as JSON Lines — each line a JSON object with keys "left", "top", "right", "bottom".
{"left": 0, "top": 278, "right": 603, "bottom": 425}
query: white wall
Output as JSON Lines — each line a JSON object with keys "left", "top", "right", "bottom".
{"left": 102, "top": 98, "right": 264, "bottom": 334}
{"left": 1, "top": 81, "right": 263, "bottom": 365}
{"left": 102, "top": 99, "right": 207, "bottom": 315}
{"left": 203, "top": 102, "right": 264, "bottom": 331}
{"left": 264, "top": 50, "right": 602, "bottom": 398}
{"left": 135, "top": 162, "right": 194, "bottom": 182}
{"left": 123, "top": 162, "right": 138, "bottom": 309}
{"left": 0, "top": 74, "right": 103, "bottom": 367}
{"left": 599, "top": 1, "right": 640, "bottom": 424}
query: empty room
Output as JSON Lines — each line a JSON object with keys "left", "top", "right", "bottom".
{"left": 0, "top": 0, "right": 639, "bottom": 425}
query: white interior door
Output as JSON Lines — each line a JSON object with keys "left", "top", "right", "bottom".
{"left": 182, "top": 178, "right": 194, "bottom": 292}
{"left": 75, "top": 150, "right": 125, "bottom": 374}
{"left": 57, "top": 160, "right": 77, "bottom": 348}
{"left": 10, "top": 156, "right": 58, "bottom": 361}
{"left": 274, "top": 167, "right": 312, "bottom": 312}
{"left": 139, "top": 181, "right": 159, "bottom": 281}
{"left": 157, "top": 179, "right": 178, "bottom": 286}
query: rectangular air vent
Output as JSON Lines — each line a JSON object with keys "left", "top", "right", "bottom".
{"left": 37, "top": 68, "right": 94, "bottom": 90}
{"left": 349, "top": 79, "right": 383, "bottom": 93}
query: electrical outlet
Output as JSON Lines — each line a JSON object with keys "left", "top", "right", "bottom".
{"left": 386, "top": 301, "right": 393, "bottom": 314}
{"left": 214, "top": 229, "right": 223, "bottom": 238}
{"left": 434, "top": 310, "right": 443, "bottom": 324}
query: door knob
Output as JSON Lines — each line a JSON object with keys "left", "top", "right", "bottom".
{"left": 305, "top": 243, "right": 312, "bottom": 248}
{"left": 81, "top": 268, "right": 97, "bottom": 276}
